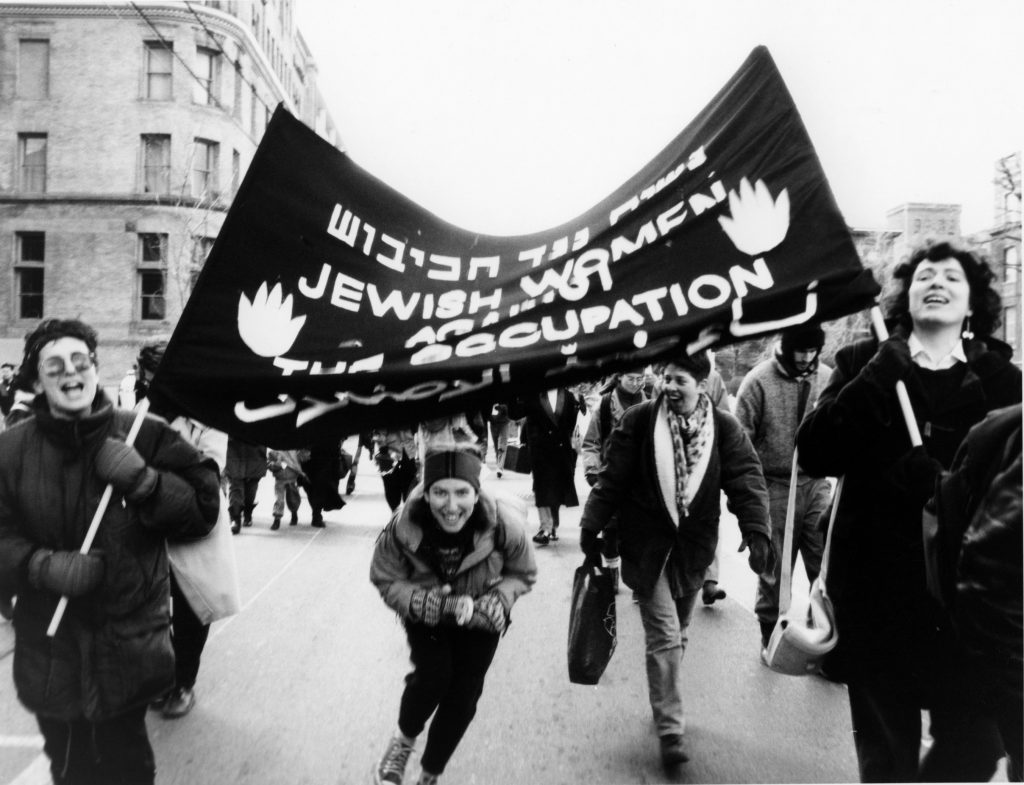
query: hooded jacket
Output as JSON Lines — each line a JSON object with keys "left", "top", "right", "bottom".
{"left": 370, "top": 485, "right": 537, "bottom": 620}
{"left": 0, "top": 391, "right": 220, "bottom": 721}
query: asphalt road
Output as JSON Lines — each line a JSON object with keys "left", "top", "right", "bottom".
{"left": 0, "top": 445, "right": 900, "bottom": 784}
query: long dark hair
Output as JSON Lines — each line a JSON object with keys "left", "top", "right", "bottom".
{"left": 884, "top": 241, "right": 1002, "bottom": 337}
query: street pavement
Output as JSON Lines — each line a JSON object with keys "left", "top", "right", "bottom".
{"left": 0, "top": 440, "right": 995, "bottom": 784}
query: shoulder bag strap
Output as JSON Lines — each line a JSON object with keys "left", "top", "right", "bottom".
{"left": 818, "top": 476, "right": 843, "bottom": 587}
{"left": 777, "top": 448, "right": 800, "bottom": 615}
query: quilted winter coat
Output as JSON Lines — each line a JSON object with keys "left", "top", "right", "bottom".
{"left": 0, "top": 391, "right": 220, "bottom": 721}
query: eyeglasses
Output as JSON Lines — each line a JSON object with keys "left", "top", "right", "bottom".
{"left": 40, "top": 352, "right": 95, "bottom": 379}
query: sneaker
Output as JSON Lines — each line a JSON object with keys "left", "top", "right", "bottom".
{"left": 532, "top": 530, "right": 550, "bottom": 546}
{"left": 415, "top": 771, "right": 439, "bottom": 785}
{"left": 374, "top": 735, "right": 415, "bottom": 785}
{"left": 549, "top": 528, "right": 559, "bottom": 541}
{"left": 701, "top": 581, "right": 726, "bottom": 606}
{"left": 162, "top": 686, "right": 195, "bottom": 718}
{"left": 659, "top": 733, "right": 689, "bottom": 766}
{"left": 271, "top": 517, "right": 281, "bottom": 531}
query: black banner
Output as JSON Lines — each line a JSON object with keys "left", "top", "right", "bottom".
{"left": 150, "top": 46, "right": 878, "bottom": 448}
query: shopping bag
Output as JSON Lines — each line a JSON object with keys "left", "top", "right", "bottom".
{"left": 567, "top": 557, "right": 617, "bottom": 685}
{"left": 763, "top": 576, "right": 838, "bottom": 676}
{"left": 167, "top": 494, "right": 242, "bottom": 625}
{"left": 502, "top": 440, "right": 532, "bottom": 474}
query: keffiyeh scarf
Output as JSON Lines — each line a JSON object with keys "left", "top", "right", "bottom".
{"left": 666, "top": 393, "right": 713, "bottom": 515}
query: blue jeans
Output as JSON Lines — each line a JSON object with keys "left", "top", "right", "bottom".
{"left": 637, "top": 563, "right": 703, "bottom": 737}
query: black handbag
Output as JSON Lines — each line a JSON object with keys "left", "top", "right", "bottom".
{"left": 567, "top": 556, "right": 617, "bottom": 685}
{"left": 502, "top": 438, "right": 532, "bottom": 474}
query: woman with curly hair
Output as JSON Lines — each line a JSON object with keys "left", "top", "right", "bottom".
{"left": 797, "top": 241, "right": 1022, "bottom": 781}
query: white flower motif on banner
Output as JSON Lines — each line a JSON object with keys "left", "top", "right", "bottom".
{"left": 238, "top": 282, "right": 307, "bottom": 357}
{"left": 717, "top": 178, "right": 790, "bottom": 256}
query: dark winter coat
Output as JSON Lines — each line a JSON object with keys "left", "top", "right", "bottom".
{"left": 796, "top": 333, "right": 1021, "bottom": 684}
{"left": 939, "top": 404, "right": 1022, "bottom": 701}
{"left": 225, "top": 438, "right": 267, "bottom": 480}
{"left": 511, "top": 389, "right": 583, "bottom": 508}
{"left": 0, "top": 391, "right": 220, "bottom": 721}
{"left": 581, "top": 395, "right": 771, "bottom": 596}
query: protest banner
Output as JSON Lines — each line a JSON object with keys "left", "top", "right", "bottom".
{"left": 149, "top": 46, "right": 878, "bottom": 447}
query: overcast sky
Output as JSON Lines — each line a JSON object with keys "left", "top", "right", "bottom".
{"left": 294, "top": 0, "right": 1022, "bottom": 237}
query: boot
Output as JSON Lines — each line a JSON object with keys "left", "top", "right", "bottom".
{"left": 270, "top": 516, "right": 281, "bottom": 531}
{"left": 230, "top": 517, "right": 241, "bottom": 535}
{"left": 289, "top": 511, "right": 298, "bottom": 526}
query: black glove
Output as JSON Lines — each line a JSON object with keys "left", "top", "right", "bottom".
{"left": 580, "top": 528, "right": 603, "bottom": 560}
{"left": 584, "top": 473, "right": 598, "bottom": 488}
{"left": 739, "top": 532, "right": 775, "bottom": 575}
{"left": 890, "top": 445, "right": 943, "bottom": 507}
{"left": 27, "top": 548, "right": 105, "bottom": 597}
{"left": 863, "top": 337, "right": 914, "bottom": 389}
{"left": 94, "top": 438, "right": 157, "bottom": 502}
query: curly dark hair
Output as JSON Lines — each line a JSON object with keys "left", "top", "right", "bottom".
{"left": 17, "top": 318, "right": 99, "bottom": 387}
{"left": 884, "top": 241, "right": 1002, "bottom": 337}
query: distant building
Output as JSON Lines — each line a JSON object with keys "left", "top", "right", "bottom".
{"left": 969, "top": 152, "right": 1021, "bottom": 363}
{"left": 885, "top": 202, "right": 962, "bottom": 267}
{"left": 0, "top": 0, "right": 341, "bottom": 395}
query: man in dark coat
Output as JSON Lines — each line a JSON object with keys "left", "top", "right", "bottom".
{"left": 225, "top": 437, "right": 267, "bottom": 532}
{"left": 579, "top": 349, "right": 773, "bottom": 770}
{"left": 0, "top": 319, "right": 219, "bottom": 784}
{"left": 512, "top": 387, "right": 584, "bottom": 545}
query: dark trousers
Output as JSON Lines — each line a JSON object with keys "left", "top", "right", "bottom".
{"left": 37, "top": 705, "right": 154, "bottom": 785}
{"left": 170, "top": 572, "right": 209, "bottom": 689}
{"left": 847, "top": 667, "right": 1004, "bottom": 782}
{"left": 228, "top": 476, "right": 261, "bottom": 521}
{"left": 399, "top": 623, "right": 499, "bottom": 775}
{"left": 383, "top": 456, "right": 419, "bottom": 512}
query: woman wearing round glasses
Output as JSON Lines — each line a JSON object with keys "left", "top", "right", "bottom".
{"left": 0, "top": 318, "right": 221, "bottom": 785}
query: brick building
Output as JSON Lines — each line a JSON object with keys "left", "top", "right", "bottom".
{"left": 0, "top": 0, "right": 341, "bottom": 396}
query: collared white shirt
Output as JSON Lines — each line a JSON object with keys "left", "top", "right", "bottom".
{"left": 907, "top": 333, "right": 967, "bottom": 370}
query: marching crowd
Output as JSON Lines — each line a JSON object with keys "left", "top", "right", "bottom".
{"left": 0, "top": 239, "right": 1020, "bottom": 785}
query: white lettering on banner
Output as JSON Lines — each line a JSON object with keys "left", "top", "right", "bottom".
{"left": 298, "top": 264, "right": 330, "bottom": 299}
{"left": 609, "top": 145, "right": 708, "bottom": 226}
{"left": 467, "top": 256, "right": 500, "bottom": 279}
{"left": 376, "top": 234, "right": 406, "bottom": 272}
{"left": 330, "top": 272, "right": 363, "bottom": 312}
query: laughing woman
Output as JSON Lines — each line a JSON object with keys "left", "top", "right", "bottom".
{"left": 370, "top": 443, "right": 537, "bottom": 785}
{"left": 797, "top": 241, "right": 1021, "bottom": 782}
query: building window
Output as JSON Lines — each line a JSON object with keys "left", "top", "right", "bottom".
{"left": 231, "top": 148, "right": 241, "bottom": 194}
{"left": 18, "top": 39, "right": 49, "bottom": 99}
{"left": 191, "top": 138, "right": 219, "bottom": 198}
{"left": 144, "top": 41, "right": 173, "bottom": 100}
{"left": 233, "top": 62, "right": 243, "bottom": 118}
{"left": 141, "top": 134, "right": 171, "bottom": 194}
{"left": 1004, "top": 305, "right": 1019, "bottom": 347}
{"left": 18, "top": 133, "right": 47, "bottom": 192}
{"left": 193, "top": 46, "right": 219, "bottom": 106}
{"left": 190, "top": 235, "right": 216, "bottom": 292}
{"left": 15, "top": 232, "right": 45, "bottom": 319}
{"left": 1006, "top": 245, "right": 1019, "bottom": 284}
{"left": 250, "top": 85, "right": 258, "bottom": 135}
{"left": 138, "top": 233, "right": 167, "bottom": 320}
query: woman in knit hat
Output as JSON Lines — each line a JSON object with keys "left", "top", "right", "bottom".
{"left": 370, "top": 443, "right": 537, "bottom": 785}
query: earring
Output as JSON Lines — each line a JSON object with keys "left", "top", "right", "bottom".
{"left": 961, "top": 316, "right": 974, "bottom": 341}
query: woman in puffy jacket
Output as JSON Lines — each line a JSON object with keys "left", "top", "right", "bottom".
{"left": 369, "top": 443, "right": 536, "bottom": 785}
{"left": 0, "top": 319, "right": 220, "bottom": 785}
